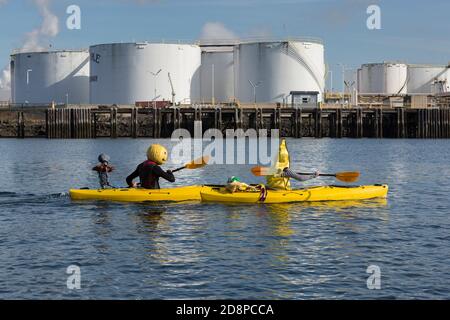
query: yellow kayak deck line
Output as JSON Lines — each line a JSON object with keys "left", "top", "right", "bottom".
{"left": 70, "top": 184, "right": 388, "bottom": 204}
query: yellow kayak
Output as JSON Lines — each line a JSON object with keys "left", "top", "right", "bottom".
{"left": 200, "top": 185, "right": 389, "bottom": 204}
{"left": 70, "top": 184, "right": 388, "bottom": 204}
{"left": 69, "top": 185, "right": 205, "bottom": 202}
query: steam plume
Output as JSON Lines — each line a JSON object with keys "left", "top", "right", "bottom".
{"left": 0, "top": 0, "right": 59, "bottom": 100}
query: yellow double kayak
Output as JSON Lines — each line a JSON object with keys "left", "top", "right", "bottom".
{"left": 70, "top": 184, "right": 388, "bottom": 204}
{"left": 200, "top": 184, "right": 389, "bottom": 204}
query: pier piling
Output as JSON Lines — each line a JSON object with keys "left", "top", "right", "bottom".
{"left": 2, "top": 106, "right": 450, "bottom": 139}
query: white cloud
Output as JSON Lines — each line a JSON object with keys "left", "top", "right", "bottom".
{"left": 199, "top": 21, "right": 275, "bottom": 43}
{"left": 199, "top": 22, "right": 239, "bottom": 41}
{"left": 0, "top": 66, "right": 10, "bottom": 88}
{"left": 244, "top": 26, "right": 273, "bottom": 39}
{"left": 35, "top": 0, "right": 59, "bottom": 37}
{"left": 0, "top": 0, "right": 59, "bottom": 101}
{"left": 0, "top": 65, "right": 11, "bottom": 101}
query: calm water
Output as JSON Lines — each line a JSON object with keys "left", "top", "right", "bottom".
{"left": 0, "top": 138, "right": 449, "bottom": 299}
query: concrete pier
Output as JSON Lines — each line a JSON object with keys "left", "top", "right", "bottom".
{"left": 1, "top": 106, "right": 450, "bottom": 139}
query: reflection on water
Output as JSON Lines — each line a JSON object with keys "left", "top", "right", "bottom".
{"left": 137, "top": 206, "right": 166, "bottom": 231}
{"left": 266, "top": 205, "right": 296, "bottom": 238}
{"left": 0, "top": 139, "right": 449, "bottom": 299}
{"left": 303, "top": 198, "right": 388, "bottom": 210}
{"left": 134, "top": 204, "right": 207, "bottom": 266}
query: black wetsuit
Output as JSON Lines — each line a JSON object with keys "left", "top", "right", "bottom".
{"left": 126, "top": 160, "right": 175, "bottom": 189}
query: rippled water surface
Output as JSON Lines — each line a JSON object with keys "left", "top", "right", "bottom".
{"left": 0, "top": 138, "right": 449, "bottom": 299}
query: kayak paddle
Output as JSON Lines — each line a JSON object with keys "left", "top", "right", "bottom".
{"left": 172, "top": 156, "right": 210, "bottom": 173}
{"left": 251, "top": 166, "right": 360, "bottom": 183}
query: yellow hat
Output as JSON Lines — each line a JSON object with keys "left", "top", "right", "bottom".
{"left": 147, "top": 144, "right": 168, "bottom": 165}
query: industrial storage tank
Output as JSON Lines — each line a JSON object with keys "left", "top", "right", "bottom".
{"left": 234, "top": 39, "right": 325, "bottom": 103}
{"left": 89, "top": 42, "right": 201, "bottom": 105}
{"left": 200, "top": 46, "right": 234, "bottom": 103}
{"left": 407, "top": 64, "right": 450, "bottom": 94}
{"left": 359, "top": 62, "right": 408, "bottom": 95}
{"left": 11, "top": 50, "right": 90, "bottom": 104}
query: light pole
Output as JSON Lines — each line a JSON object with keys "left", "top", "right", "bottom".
{"left": 212, "top": 64, "right": 215, "bottom": 105}
{"left": 248, "top": 80, "right": 262, "bottom": 104}
{"left": 338, "top": 63, "right": 346, "bottom": 93}
{"left": 327, "top": 70, "right": 333, "bottom": 92}
{"left": 338, "top": 63, "right": 348, "bottom": 106}
{"left": 149, "top": 69, "right": 162, "bottom": 108}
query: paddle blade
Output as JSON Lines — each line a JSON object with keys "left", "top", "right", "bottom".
{"left": 251, "top": 166, "right": 276, "bottom": 176}
{"left": 335, "top": 172, "right": 360, "bottom": 183}
{"left": 184, "top": 156, "right": 210, "bottom": 170}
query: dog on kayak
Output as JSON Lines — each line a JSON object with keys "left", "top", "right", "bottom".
{"left": 226, "top": 176, "right": 262, "bottom": 193}
{"left": 93, "top": 153, "right": 115, "bottom": 189}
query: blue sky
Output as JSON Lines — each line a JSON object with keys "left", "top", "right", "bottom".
{"left": 1, "top": 0, "right": 450, "bottom": 91}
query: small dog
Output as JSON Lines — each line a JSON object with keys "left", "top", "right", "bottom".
{"left": 92, "top": 153, "right": 115, "bottom": 189}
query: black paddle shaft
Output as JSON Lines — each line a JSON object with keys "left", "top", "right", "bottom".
{"left": 172, "top": 166, "right": 185, "bottom": 173}
{"left": 298, "top": 172, "right": 336, "bottom": 177}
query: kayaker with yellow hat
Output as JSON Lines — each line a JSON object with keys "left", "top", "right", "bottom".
{"left": 126, "top": 144, "right": 175, "bottom": 189}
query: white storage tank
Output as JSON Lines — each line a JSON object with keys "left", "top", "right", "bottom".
{"left": 200, "top": 47, "right": 234, "bottom": 103}
{"left": 407, "top": 64, "right": 450, "bottom": 94}
{"left": 360, "top": 62, "right": 408, "bottom": 95}
{"left": 11, "top": 50, "right": 90, "bottom": 104}
{"left": 89, "top": 42, "right": 201, "bottom": 105}
{"left": 234, "top": 40, "right": 325, "bottom": 103}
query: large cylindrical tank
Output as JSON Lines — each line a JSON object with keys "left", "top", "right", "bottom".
{"left": 11, "top": 50, "right": 90, "bottom": 104}
{"left": 89, "top": 42, "right": 201, "bottom": 105}
{"left": 407, "top": 64, "right": 450, "bottom": 94}
{"left": 234, "top": 40, "right": 325, "bottom": 103}
{"left": 200, "top": 47, "right": 234, "bottom": 103}
{"left": 360, "top": 62, "right": 408, "bottom": 94}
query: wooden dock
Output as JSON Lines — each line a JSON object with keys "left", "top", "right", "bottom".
{"left": 1, "top": 106, "right": 450, "bottom": 139}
